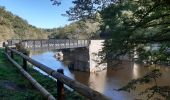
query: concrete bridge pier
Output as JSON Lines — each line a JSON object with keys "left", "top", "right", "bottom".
{"left": 89, "top": 40, "right": 107, "bottom": 72}
{"left": 60, "top": 40, "right": 107, "bottom": 72}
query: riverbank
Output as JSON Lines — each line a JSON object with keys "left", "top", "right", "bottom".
{"left": 0, "top": 48, "right": 85, "bottom": 100}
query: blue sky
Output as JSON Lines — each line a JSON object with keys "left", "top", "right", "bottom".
{"left": 0, "top": 0, "right": 73, "bottom": 28}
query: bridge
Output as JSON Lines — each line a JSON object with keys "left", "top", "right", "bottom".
{"left": 7, "top": 39, "right": 107, "bottom": 72}
{"left": 3, "top": 44, "right": 110, "bottom": 100}
{"left": 7, "top": 39, "right": 90, "bottom": 50}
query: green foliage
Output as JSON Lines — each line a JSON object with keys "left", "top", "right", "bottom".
{"left": 0, "top": 6, "right": 49, "bottom": 41}
{"left": 139, "top": 86, "right": 170, "bottom": 100}
{"left": 117, "top": 69, "right": 170, "bottom": 100}
{"left": 117, "top": 69, "right": 161, "bottom": 92}
{"left": 0, "top": 49, "right": 85, "bottom": 99}
{"left": 51, "top": 0, "right": 120, "bottom": 20}
{"left": 0, "top": 49, "right": 43, "bottom": 100}
{"left": 55, "top": 0, "right": 170, "bottom": 61}
{"left": 48, "top": 19, "right": 100, "bottom": 39}
{"left": 98, "top": 0, "right": 170, "bottom": 63}
{"left": 52, "top": 0, "right": 170, "bottom": 99}
{"left": 100, "top": 1, "right": 170, "bottom": 99}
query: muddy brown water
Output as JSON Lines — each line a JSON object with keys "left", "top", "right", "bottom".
{"left": 30, "top": 50, "right": 170, "bottom": 100}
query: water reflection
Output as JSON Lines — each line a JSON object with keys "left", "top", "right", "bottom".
{"left": 30, "top": 50, "right": 170, "bottom": 100}
{"left": 89, "top": 70, "right": 107, "bottom": 93}
{"left": 132, "top": 63, "right": 140, "bottom": 79}
{"left": 31, "top": 51, "right": 74, "bottom": 79}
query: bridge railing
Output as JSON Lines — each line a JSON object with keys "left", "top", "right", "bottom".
{"left": 20, "top": 39, "right": 90, "bottom": 49}
{"left": 7, "top": 39, "right": 21, "bottom": 46}
{"left": 4, "top": 44, "right": 110, "bottom": 100}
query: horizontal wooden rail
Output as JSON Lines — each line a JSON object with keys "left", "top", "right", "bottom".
{"left": 5, "top": 45, "right": 110, "bottom": 100}
{"left": 4, "top": 52, "right": 56, "bottom": 100}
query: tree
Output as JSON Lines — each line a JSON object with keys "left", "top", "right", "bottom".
{"left": 51, "top": 0, "right": 170, "bottom": 62}
{"left": 51, "top": 0, "right": 170, "bottom": 99}
{"left": 48, "top": 20, "right": 100, "bottom": 39}
{"left": 51, "top": 0, "right": 121, "bottom": 20}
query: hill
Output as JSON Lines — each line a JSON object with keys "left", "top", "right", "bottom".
{"left": 47, "top": 20, "right": 101, "bottom": 39}
{"left": 0, "top": 6, "right": 49, "bottom": 41}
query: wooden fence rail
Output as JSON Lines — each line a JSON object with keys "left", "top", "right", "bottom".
{"left": 4, "top": 44, "right": 110, "bottom": 100}
{"left": 4, "top": 47, "right": 56, "bottom": 100}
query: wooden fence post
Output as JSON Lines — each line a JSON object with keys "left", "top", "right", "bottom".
{"left": 57, "top": 69, "right": 64, "bottom": 100}
{"left": 64, "top": 40, "right": 66, "bottom": 48}
{"left": 23, "top": 52, "right": 28, "bottom": 71}
{"left": 3, "top": 42, "right": 5, "bottom": 47}
{"left": 53, "top": 40, "right": 54, "bottom": 48}
{"left": 48, "top": 40, "right": 49, "bottom": 48}
{"left": 69, "top": 39, "right": 70, "bottom": 48}
{"left": 40, "top": 40, "right": 43, "bottom": 47}
{"left": 84, "top": 40, "right": 85, "bottom": 46}
{"left": 33, "top": 40, "right": 35, "bottom": 50}
{"left": 59, "top": 40, "right": 61, "bottom": 49}
{"left": 5, "top": 47, "right": 7, "bottom": 53}
{"left": 3, "top": 42, "right": 7, "bottom": 52}
{"left": 11, "top": 51, "right": 14, "bottom": 59}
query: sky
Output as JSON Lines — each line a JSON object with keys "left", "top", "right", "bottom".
{"left": 0, "top": 0, "right": 73, "bottom": 28}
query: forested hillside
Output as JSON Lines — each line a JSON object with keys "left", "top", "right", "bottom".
{"left": 48, "top": 19, "right": 101, "bottom": 39}
{"left": 0, "top": 6, "right": 49, "bottom": 41}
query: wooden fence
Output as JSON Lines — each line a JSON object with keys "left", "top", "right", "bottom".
{"left": 4, "top": 44, "right": 110, "bottom": 100}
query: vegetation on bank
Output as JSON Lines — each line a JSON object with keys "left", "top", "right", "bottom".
{"left": 48, "top": 19, "right": 101, "bottom": 39}
{"left": 0, "top": 48, "right": 42, "bottom": 99}
{"left": 0, "top": 6, "right": 50, "bottom": 41}
{"left": 0, "top": 48, "right": 85, "bottom": 100}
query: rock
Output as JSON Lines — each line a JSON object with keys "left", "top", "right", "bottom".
{"left": 54, "top": 51, "right": 63, "bottom": 61}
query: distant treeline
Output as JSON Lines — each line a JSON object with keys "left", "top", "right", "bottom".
{"left": 47, "top": 19, "right": 101, "bottom": 39}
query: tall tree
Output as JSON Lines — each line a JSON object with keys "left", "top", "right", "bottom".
{"left": 51, "top": 0, "right": 170, "bottom": 99}
{"left": 51, "top": 0, "right": 170, "bottom": 61}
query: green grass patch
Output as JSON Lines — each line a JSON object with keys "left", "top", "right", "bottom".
{"left": 0, "top": 48, "right": 86, "bottom": 100}
{"left": 0, "top": 49, "right": 43, "bottom": 100}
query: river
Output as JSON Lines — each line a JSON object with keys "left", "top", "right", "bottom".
{"left": 30, "top": 50, "right": 170, "bottom": 100}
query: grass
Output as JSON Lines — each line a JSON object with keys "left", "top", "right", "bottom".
{"left": 0, "top": 48, "right": 42, "bottom": 100}
{"left": 0, "top": 48, "right": 86, "bottom": 100}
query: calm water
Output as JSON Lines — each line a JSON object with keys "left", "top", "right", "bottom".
{"left": 30, "top": 50, "right": 170, "bottom": 100}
